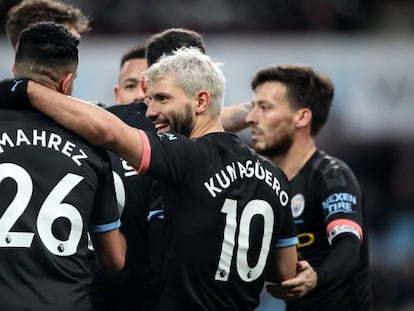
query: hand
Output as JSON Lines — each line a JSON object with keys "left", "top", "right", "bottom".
{"left": 0, "top": 78, "right": 30, "bottom": 108}
{"left": 266, "top": 260, "right": 317, "bottom": 301}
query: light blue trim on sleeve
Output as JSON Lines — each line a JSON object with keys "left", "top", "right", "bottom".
{"left": 275, "top": 236, "right": 298, "bottom": 248}
{"left": 89, "top": 219, "right": 121, "bottom": 233}
{"left": 147, "top": 209, "right": 164, "bottom": 221}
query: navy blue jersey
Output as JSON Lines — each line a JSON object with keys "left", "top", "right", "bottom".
{"left": 0, "top": 106, "right": 120, "bottom": 311}
{"left": 287, "top": 150, "right": 372, "bottom": 311}
{"left": 137, "top": 131, "right": 297, "bottom": 311}
{"left": 88, "top": 102, "right": 164, "bottom": 310}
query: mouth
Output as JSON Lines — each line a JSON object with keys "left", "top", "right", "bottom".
{"left": 154, "top": 122, "right": 169, "bottom": 133}
{"left": 250, "top": 128, "right": 262, "bottom": 142}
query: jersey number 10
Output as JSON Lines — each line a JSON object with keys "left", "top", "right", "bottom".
{"left": 215, "top": 198, "right": 274, "bottom": 283}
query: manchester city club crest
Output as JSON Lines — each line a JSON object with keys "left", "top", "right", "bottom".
{"left": 291, "top": 193, "right": 305, "bottom": 217}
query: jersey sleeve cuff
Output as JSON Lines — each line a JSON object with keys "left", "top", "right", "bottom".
{"left": 89, "top": 219, "right": 121, "bottom": 233}
{"left": 275, "top": 236, "right": 298, "bottom": 248}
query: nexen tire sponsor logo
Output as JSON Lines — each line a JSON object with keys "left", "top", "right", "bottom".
{"left": 322, "top": 192, "right": 357, "bottom": 216}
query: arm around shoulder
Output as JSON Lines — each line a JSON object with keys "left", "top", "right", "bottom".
{"left": 27, "top": 81, "right": 144, "bottom": 168}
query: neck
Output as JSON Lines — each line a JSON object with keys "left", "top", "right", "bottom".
{"left": 270, "top": 135, "right": 316, "bottom": 180}
{"left": 15, "top": 72, "right": 60, "bottom": 92}
{"left": 189, "top": 115, "right": 224, "bottom": 139}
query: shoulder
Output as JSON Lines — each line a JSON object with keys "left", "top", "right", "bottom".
{"left": 106, "top": 102, "right": 154, "bottom": 131}
{"left": 311, "top": 151, "right": 359, "bottom": 189}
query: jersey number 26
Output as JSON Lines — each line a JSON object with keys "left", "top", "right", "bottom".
{"left": 0, "top": 163, "right": 83, "bottom": 256}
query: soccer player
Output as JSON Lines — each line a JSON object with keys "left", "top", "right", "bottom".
{"left": 0, "top": 22, "right": 125, "bottom": 310}
{"left": 6, "top": 0, "right": 91, "bottom": 50}
{"left": 88, "top": 28, "right": 210, "bottom": 310}
{"left": 114, "top": 44, "right": 147, "bottom": 105}
{"left": 245, "top": 64, "right": 373, "bottom": 311}
{"left": 4, "top": 47, "right": 299, "bottom": 310}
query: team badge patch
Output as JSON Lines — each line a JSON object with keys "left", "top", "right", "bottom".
{"left": 291, "top": 193, "right": 305, "bottom": 218}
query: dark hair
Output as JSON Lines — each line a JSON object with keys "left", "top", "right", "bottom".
{"left": 119, "top": 44, "right": 146, "bottom": 69}
{"left": 15, "top": 21, "right": 79, "bottom": 69}
{"left": 251, "top": 65, "right": 334, "bottom": 136}
{"left": 6, "top": 0, "right": 90, "bottom": 48}
{"left": 145, "top": 27, "right": 206, "bottom": 67}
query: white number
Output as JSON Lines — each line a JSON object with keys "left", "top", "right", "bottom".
{"left": 112, "top": 171, "right": 126, "bottom": 216}
{"left": 0, "top": 163, "right": 84, "bottom": 256}
{"left": 215, "top": 198, "right": 274, "bottom": 282}
{"left": 37, "top": 173, "right": 83, "bottom": 256}
{"left": 0, "top": 164, "right": 34, "bottom": 247}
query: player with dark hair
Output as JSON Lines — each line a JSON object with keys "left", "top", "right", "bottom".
{"left": 0, "top": 22, "right": 125, "bottom": 310}
{"left": 246, "top": 64, "right": 373, "bottom": 311}
{"left": 145, "top": 27, "right": 206, "bottom": 67}
{"left": 6, "top": 0, "right": 91, "bottom": 50}
{"left": 114, "top": 44, "right": 147, "bottom": 105}
{"left": 4, "top": 47, "right": 299, "bottom": 310}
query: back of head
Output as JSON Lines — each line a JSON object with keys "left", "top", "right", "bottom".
{"left": 146, "top": 47, "right": 224, "bottom": 117}
{"left": 251, "top": 64, "right": 334, "bottom": 136}
{"left": 15, "top": 21, "right": 79, "bottom": 91}
{"left": 6, "top": 0, "right": 90, "bottom": 48}
{"left": 119, "top": 44, "right": 146, "bottom": 69}
{"left": 145, "top": 27, "right": 206, "bottom": 67}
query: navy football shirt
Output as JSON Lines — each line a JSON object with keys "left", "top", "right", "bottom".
{"left": 0, "top": 106, "right": 120, "bottom": 311}
{"left": 287, "top": 150, "right": 372, "bottom": 311}
{"left": 137, "top": 130, "right": 297, "bottom": 311}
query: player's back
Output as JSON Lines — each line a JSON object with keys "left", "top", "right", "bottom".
{"left": 0, "top": 107, "right": 118, "bottom": 311}
{"left": 146, "top": 132, "right": 295, "bottom": 311}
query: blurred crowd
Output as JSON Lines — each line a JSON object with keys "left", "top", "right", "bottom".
{"left": 2, "top": 0, "right": 412, "bottom": 36}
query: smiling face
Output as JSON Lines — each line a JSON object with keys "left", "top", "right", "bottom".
{"left": 114, "top": 58, "right": 147, "bottom": 104}
{"left": 246, "top": 81, "right": 297, "bottom": 158}
{"left": 145, "top": 74, "right": 196, "bottom": 137}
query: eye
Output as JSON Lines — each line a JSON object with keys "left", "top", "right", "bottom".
{"left": 259, "top": 103, "right": 270, "bottom": 111}
{"left": 124, "top": 83, "right": 137, "bottom": 90}
{"left": 155, "top": 94, "right": 168, "bottom": 102}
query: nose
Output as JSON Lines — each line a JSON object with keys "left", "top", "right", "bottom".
{"left": 133, "top": 88, "right": 146, "bottom": 103}
{"left": 245, "top": 108, "right": 256, "bottom": 124}
{"left": 145, "top": 100, "right": 157, "bottom": 119}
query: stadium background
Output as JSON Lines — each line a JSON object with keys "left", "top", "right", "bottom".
{"left": 1, "top": 1, "right": 413, "bottom": 310}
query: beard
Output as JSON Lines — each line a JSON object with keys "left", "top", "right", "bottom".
{"left": 255, "top": 131, "right": 294, "bottom": 159}
{"left": 170, "top": 103, "right": 194, "bottom": 137}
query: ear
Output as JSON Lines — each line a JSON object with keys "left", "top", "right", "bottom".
{"left": 195, "top": 90, "right": 211, "bottom": 114}
{"left": 11, "top": 63, "right": 16, "bottom": 74}
{"left": 114, "top": 85, "right": 121, "bottom": 103}
{"left": 295, "top": 108, "right": 312, "bottom": 129}
{"left": 60, "top": 72, "right": 74, "bottom": 94}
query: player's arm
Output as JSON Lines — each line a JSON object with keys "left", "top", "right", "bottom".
{"left": 221, "top": 102, "right": 250, "bottom": 132}
{"left": 90, "top": 229, "right": 127, "bottom": 275}
{"left": 27, "top": 81, "right": 144, "bottom": 169}
{"left": 265, "top": 245, "right": 297, "bottom": 283}
{"left": 313, "top": 161, "right": 364, "bottom": 287}
{"left": 313, "top": 234, "right": 361, "bottom": 286}
{"left": 269, "top": 234, "right": 360, "bottom": 301}
{"left": 266, "top": 260, "right": 317, "bottom": 301}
